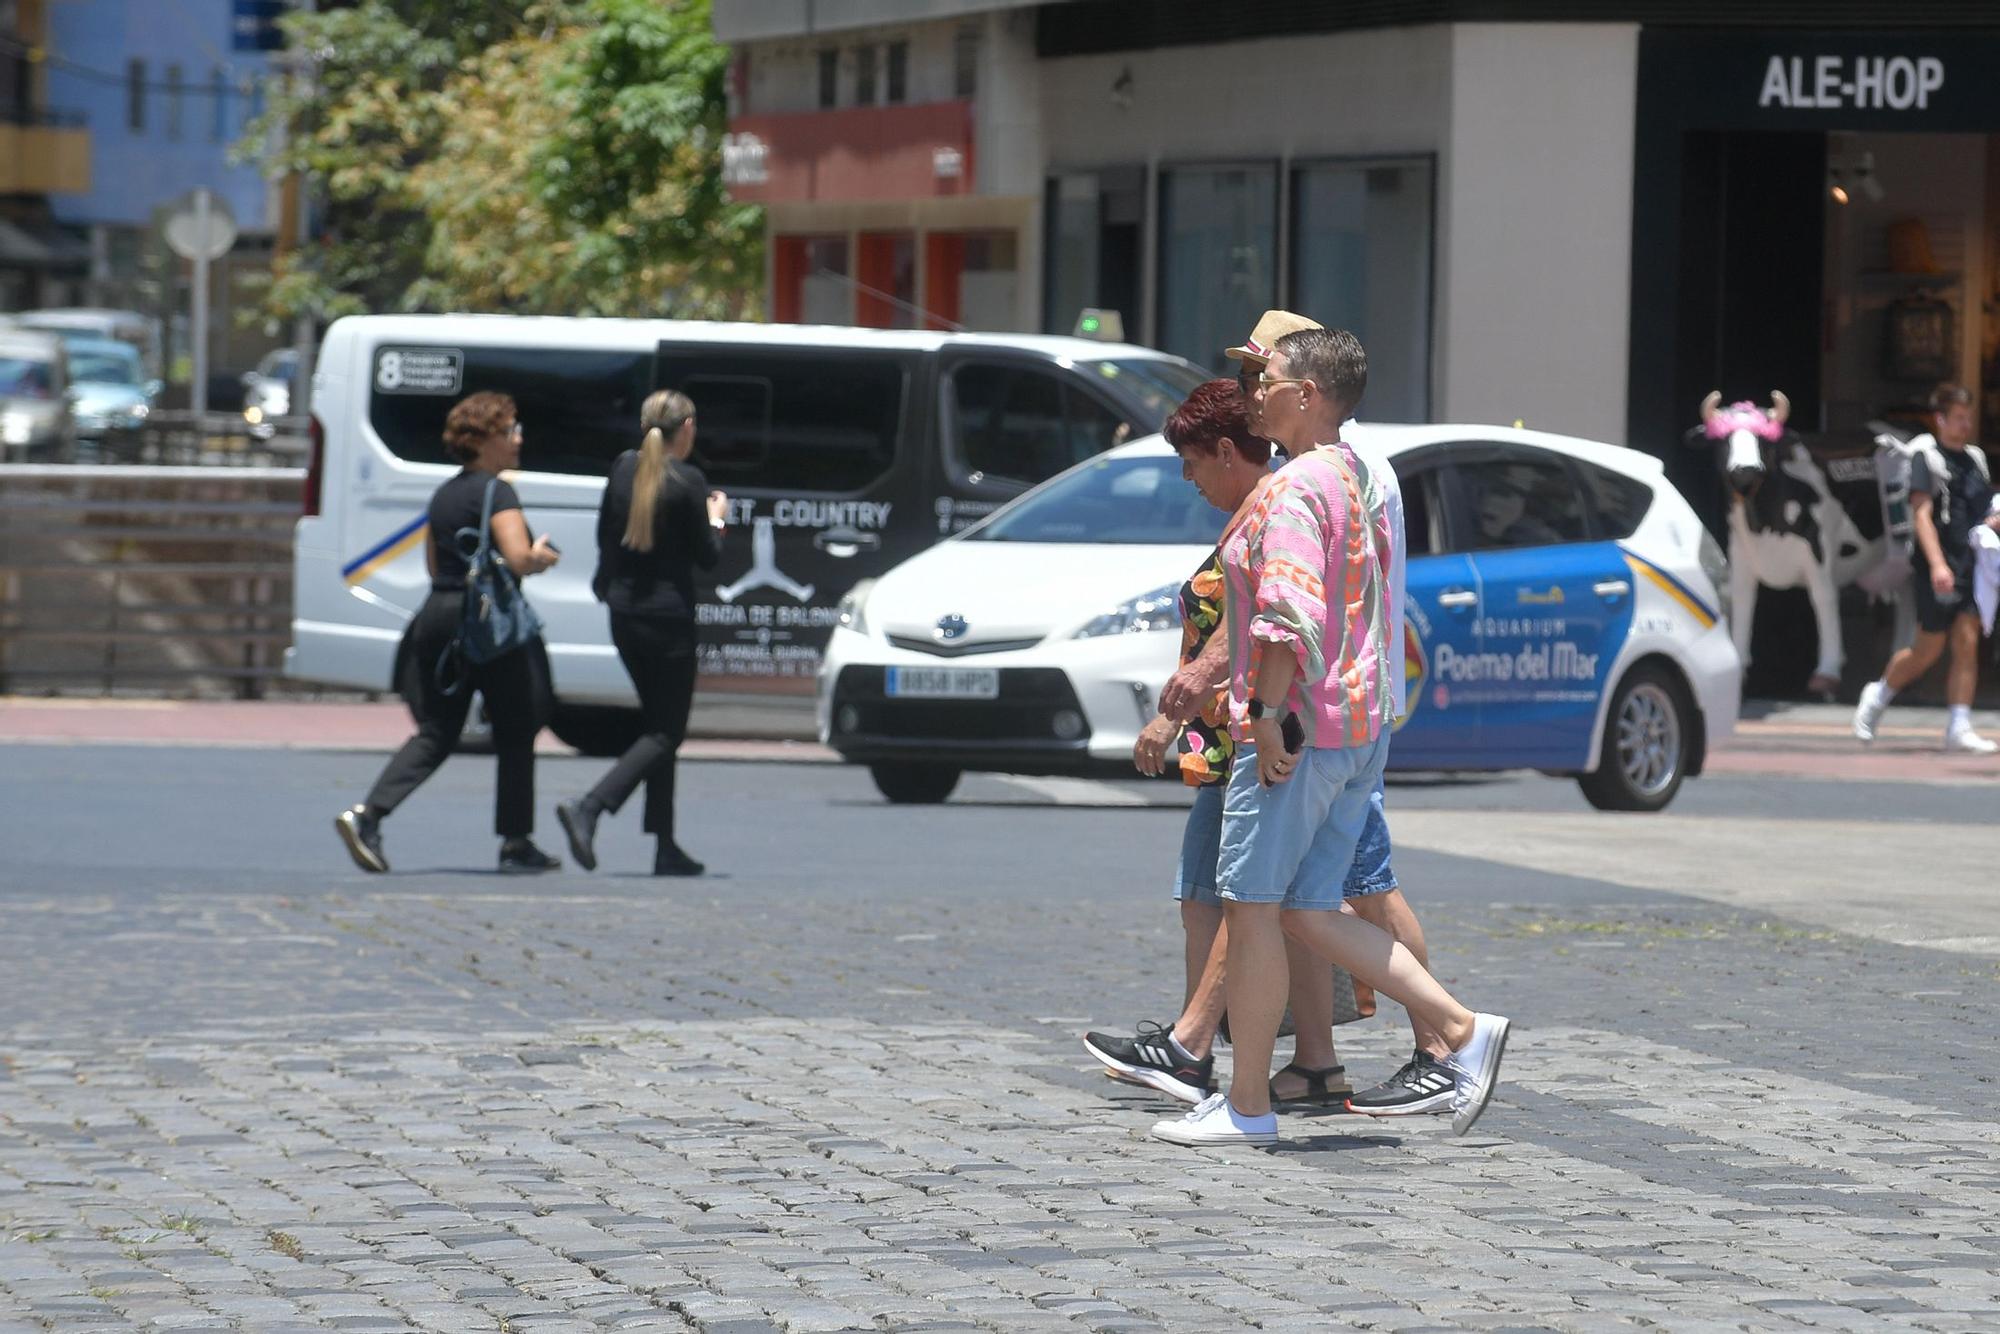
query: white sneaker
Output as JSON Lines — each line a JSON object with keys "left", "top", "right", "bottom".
{"left": 1945, "top": 728, "right": 1999, "bottom": 755}
{"left": 1852, "top": 682, "right": 1890, "bottom": 743}
{"left": 1442, "top": 1013, "right": 1511, "bottom": 1136}
{"left": 1149, "top": 1091, "right": 1278, "bottom": 1147}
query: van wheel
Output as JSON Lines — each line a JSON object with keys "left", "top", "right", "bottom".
{"left": 549, "top": 705, "right": 645, "bottom": 758}
{"left": 1577, "top": 665, "right": 1690, "bottom": 813}
{"left": 869, "top": 763, "right": 960, "bottom": 804}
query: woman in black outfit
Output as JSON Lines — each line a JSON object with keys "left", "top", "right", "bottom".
{"left": 334, "top": 391, "right": 563, "bottom": 875}
{"left": 557, "top": 389, "right": 728, "bottom": 876}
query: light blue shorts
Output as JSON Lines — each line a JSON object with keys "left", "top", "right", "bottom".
{"left": 1177, "top": 768, "right": 1394, "bottom": 904}
{"left": 1217, "top": 733, "right": 1392, "bottom": 910}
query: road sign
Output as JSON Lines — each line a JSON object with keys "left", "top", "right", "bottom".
{"left": 164, "top": 190, "right": 238, "bottom": 262}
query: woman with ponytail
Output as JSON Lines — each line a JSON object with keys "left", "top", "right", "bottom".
{"left": 558, "top": 390, "right": 728, "bottom": 875}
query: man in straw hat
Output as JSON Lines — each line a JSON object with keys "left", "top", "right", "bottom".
{"left": 1085, "top": 311, "right": 1460, "bottom": 1122}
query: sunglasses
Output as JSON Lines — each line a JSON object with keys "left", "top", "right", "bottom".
{"left": 1257, "top": 372, "right": 1310, "bottom": 389}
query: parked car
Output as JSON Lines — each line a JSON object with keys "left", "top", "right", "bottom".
{"left": 0, "top": 329, "right": 76, "bottom": 461}
{"left": 241, "top": 347, "right": 297, "bottom": 439}
{"left": 65, "top": 336, "right": 160, "bottom": 457}
{"left": 284, "top": 313, "right": 1207, "bottom": 755}
{"left": 819, "top": 424, "right": 1741, "bottom": 811}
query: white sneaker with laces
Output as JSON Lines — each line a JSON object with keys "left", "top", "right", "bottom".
{"left": 1442, "top": 1013, "right": 1511, "bottom": 1136}
{"left": 1944, "top": 727, "right": 1999, "bottom": 755}
{"left": 1149, "top": 1091, "right": 1278, "bottom": 1147}
{"left": 1852, "top": 682, "right": 1890, "bottom": 743}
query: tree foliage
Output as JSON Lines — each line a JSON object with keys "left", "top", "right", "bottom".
{"left": 244, "top": 0, "right": 761, "bottom": 324}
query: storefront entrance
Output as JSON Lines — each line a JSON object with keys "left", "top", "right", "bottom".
{"left": 1631, "top": 30, "right": 2000, "bottom": 702}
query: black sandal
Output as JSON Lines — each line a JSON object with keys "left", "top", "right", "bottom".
{"left": 1269, "top": 1062, "right": 1352, "bottom": 1110}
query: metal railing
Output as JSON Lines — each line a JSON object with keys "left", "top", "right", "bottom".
{"left": 63, "top": 413, "right": 310, "bottom": 468}
{"left": 0, "top": 464, "right": 307, "bottom": 697}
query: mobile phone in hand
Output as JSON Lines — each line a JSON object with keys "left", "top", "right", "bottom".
{"left": 1281, "top": 712, "right": 1304, "bottom": 754}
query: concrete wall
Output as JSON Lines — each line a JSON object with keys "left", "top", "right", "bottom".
{"left": 1438, "top": 24, "right": 1638, "bottom": 442}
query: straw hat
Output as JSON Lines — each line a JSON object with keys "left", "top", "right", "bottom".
{"left": 1225, "top": 309, "right": 1323, "bottom": 363}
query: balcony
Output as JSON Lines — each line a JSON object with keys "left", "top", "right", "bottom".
{"left": 0, "top": 108, "right": 91, "bottom": 195}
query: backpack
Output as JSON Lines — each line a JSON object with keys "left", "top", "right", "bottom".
{"left": 437, "top": 477, "right": 543, "bottom": 693}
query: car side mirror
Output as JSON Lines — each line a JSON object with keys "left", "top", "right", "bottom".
{"left": 144, "top": 379, "right": 164, "bottom": 398}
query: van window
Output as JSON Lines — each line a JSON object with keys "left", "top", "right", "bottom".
{"left": 368, "top": 345, "right": 652, "bottom": 475}
{"left": 948, "top": 361, "right": 1128, "bottom": 491}
{"left": 659, "top": 349, "right": 905, "bottom": 494}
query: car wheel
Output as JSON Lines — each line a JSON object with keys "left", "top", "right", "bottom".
{"left": 549, "top": 705, "right": 645, "bottom": 758}
{"left": 1577, "top": 664, "right": 1690, "bottom": 812}
{"left": 869, "top": 762, "right": 961, "bottom": 805}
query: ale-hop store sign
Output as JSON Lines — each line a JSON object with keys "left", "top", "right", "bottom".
{"left": 1641, "top": 30, "right": 2000, "bottom": 134}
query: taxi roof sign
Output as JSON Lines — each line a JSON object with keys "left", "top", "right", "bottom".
{"left": 1072, "top": 308, "right": 1124, "bottom": 342}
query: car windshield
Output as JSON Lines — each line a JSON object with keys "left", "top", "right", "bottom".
{"left": 72, "top": 351, "right": 139, "bottom": 384}
{"left": 1082, "top": 358, "right": 1208, "bottom": 428}
{"left": 0, "top": 356, "right": 55, "bottom": 397}
{"left": 965, "top": 453, "right": 1221, "bottom": 545}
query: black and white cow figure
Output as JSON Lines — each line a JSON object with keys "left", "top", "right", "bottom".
{"left": 1698, "top": 390, "right": 1873, "bottom": 698}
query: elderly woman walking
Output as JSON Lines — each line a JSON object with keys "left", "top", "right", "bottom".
{"left": 1150, "top": 328, "right": 1510, "bottom": 1148}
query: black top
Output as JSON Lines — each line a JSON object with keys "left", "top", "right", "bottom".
{"left": 428, "top": 470, "right": 526, "bottom": 592}
{"left": 592, "top": 451, "right": 723, "bottom": 618}
{"left": 1910, "top": 445, "right": 1994, "bottom": 571}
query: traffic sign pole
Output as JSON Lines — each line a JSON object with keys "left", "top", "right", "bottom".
{"left": 192, "top": 189, "right": 211, "bottom": 420}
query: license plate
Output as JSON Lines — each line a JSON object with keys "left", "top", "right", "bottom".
{"left": 885, "top": 667, "right": 1000, "bottom": 700}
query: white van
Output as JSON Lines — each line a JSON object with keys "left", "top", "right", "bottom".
{"left": 286, "top": 314, "right": 1205, "bottom": 752}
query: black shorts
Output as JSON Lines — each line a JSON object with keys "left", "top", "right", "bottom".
{"left": 1912, "top": 563, "right": 1976, "bottom": 634}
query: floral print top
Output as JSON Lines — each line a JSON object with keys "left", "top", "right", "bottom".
{"left": 1176, "top": 548, "right": 1232, "bottom": 786}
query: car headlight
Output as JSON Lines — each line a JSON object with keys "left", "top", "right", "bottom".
{"left": 243, "top": 405, "right": 264, "bottom": 425}
{"left": 128, "top": 403, "right": 149, "bottom": 421}
{"left": 836, "top": 579, "right": 876, "bottom": 636}
{"left": 1, "top": 413, "right": 31, "bottom": 445}
{"left": 1073, "top": 583, "right": 1182, "bottom": 639}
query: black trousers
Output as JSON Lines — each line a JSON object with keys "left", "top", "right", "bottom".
{"left": 587, "top": 613, "right": 698, "bottom": 840}
{"left": 364, "top": 590, "right": 547, "bottom": 838}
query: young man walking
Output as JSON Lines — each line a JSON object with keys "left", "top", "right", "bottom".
{"left": 1854, "top": 384, "right": 2000, "bottom": 753}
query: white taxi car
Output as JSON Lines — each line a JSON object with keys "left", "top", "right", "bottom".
{"left": 818, "top": 425, "right": 1740, "bottom": 811}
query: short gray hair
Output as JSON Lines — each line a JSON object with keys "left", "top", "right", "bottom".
{"left": 1274, "top": 327, "right": 1367, "bottom": 413}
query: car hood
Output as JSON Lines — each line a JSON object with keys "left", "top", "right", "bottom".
{"left": 868, "top": 538, "right": 1212, "bottom": 642}
{"left": 72, "top": 382, "right": 147, "bottom": 413}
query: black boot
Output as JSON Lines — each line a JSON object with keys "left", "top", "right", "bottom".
{"left": 653, "top": 839, "right": 704, "bottom": 877}
{"left": 555, "top": 798, "right": 600, "bottom": 871}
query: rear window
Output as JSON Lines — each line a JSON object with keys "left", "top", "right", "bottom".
{"left": 659, "top": 349, "right": 906, "bottom": 494}
{"left": 966, "top": 453, "right": 1218, "bottom": 545}
{"left": 368, "top": 344, "right": 652, "bottom": 476}
{"left": 1580, "top": 461, "right": 1654, "bottom": 539}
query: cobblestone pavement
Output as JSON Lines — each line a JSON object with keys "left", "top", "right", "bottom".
{"left": 4, "top": 746, "right": 2000, "bottom": 1331}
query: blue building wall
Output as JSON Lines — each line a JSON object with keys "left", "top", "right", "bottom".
{"left": 45, "top": 0, "right": 278, "bottom": 231}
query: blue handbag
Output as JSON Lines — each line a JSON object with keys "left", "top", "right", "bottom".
{"left": 438, "top": 478, "right": 543, "bottom": 692}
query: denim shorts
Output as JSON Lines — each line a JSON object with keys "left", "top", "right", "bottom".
{"left": 1174, "top": 783, "right": 1227, "bottom": 906}
{"left": 1216, "top": 733, "right": 1392, "bottom": 910}
{"left": 1344, "top": 774, "right": 1396, "bottom": 899}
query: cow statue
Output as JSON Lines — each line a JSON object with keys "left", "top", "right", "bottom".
{"left": 1699, "top": 391, "right": 1875, "bottom": 698}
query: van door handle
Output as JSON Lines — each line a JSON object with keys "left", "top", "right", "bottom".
{"left": 1593, "top": 579, "right": 1631, "bottom": 598}
{"left": 814, "top": 527, "right": 881, "bottom": 558}
{"left": 1438, "top": 588, "right": 1477, "bottom": 610}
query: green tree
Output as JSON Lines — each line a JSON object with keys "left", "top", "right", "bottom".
{"left": 244, "top": 0, "right": 760, "bottom": 324}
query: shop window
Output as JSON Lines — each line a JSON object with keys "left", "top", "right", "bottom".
{"left": 948, "top": 362, "right": 1129, "bottom": 492}
{"left": 886, "top": 41, "right": 908, "bottom": 104}
{"left": 367, "top": 346, "right": 652, "bottom": 477}
{"left": 1044, "top": 168, "right": 1143, "bottom": 337}
{"left": 855, "top": 45, "right": 877, "bottom": 106}
{"left": 924, "top": 231, "right": 1018, "bottom": 332}
{"left": 773, "top": 235, "right": 851, "bottom": 326}
{"left": 659, "top": 351, "right": 906, "bottom": 495}
{"left": 817, "top": 48, "right": 837, "bottom": 109}
{"left": 1158, "top": 163, "right": 1277, "bottom": 371}
{"left": 1290, "top": 157, "right": 1434, "bottom": 422}
{"left": 1455, "top": 454, "right": 1591, "bottom": 550}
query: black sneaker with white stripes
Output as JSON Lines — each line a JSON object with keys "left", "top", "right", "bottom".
{"left": 1346, "top": 1049, "right": 1455, "bottom": 1116}
{"left": 1082, "top": 1022, "right": 1215, "bottom": 1104}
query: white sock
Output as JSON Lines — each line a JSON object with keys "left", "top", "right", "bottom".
{"left": 1167, "top": 1029, "right": 1198, "bottom": 1064}
{"left": 1872, "top": 680, "right": 1896, "bottom": 705}
{"left": 1948, "top": 705, "right": 1972, "bottom": 734}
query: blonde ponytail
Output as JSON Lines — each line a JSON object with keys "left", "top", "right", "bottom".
{"left": 622, "top": 389, "right": 695, "bottom": 553}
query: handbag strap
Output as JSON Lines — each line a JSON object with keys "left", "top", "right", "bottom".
{"left": 474, "top": 476, "right": 501, "bottom": 565}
